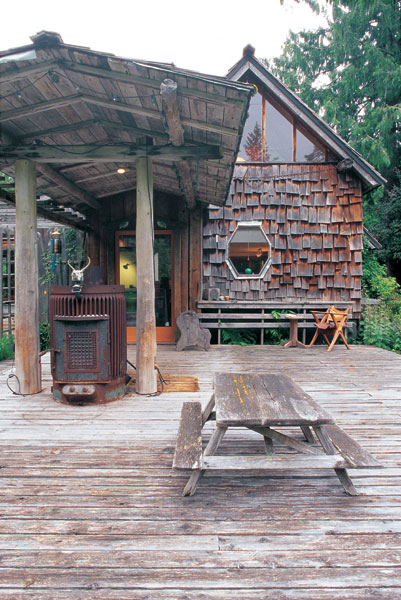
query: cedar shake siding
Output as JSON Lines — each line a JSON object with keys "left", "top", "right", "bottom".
{"left": 202, "top": 163, "right": 363, "bottom": 316}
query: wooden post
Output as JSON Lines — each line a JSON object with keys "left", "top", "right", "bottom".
{"left": 15, "top": 159, "right": 41, "bottom": 394}
{"left": 135, "top": 156, "right": 157, "bottom": 394}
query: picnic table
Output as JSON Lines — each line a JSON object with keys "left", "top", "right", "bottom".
{"left": 174, "top": 372, "right": 380, "bottom": 496}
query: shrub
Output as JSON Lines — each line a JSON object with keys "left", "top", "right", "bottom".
{"left": 0, "top": 334, "right": 14, "bottom": 361}
{"left": 360, "top": 248, "right": 401, "bottom": 353}
{"left": 221, "top": 328, "right": 257, "bottom": 346}
{"left": 39, "top": 322, "right": 51, "bottom": 352}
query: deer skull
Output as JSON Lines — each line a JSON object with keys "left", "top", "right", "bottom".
{"left": 67, "top": 257, "right": 91, "bottom": 298}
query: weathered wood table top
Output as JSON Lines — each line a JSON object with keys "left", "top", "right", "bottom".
{"left": 175, "top": 371, "right": 381, "bottom": 497}
{"left": 214, "top": 372, "right": 333, "bottom": 427}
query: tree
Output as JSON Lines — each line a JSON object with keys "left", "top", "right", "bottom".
{"left": 244, "top": 122, "right": 263, "bottom": 161}
{"left": 270, "top": 0, "right": 401, "bottom": 278}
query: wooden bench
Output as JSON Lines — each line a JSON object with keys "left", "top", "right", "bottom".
{"left": 173, "top": 372, "right": 381, "bottom": 497}
{"left": 196, "top": 301, "right": 355, "bottom": 345}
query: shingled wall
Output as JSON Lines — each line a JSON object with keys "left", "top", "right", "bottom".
{"left": 202, "top": 163, "right": 363, "bottom": 316}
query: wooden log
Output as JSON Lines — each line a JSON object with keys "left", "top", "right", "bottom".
{"left": 135, "top": 156, "right": 157, "bottom": 395}
{"left": 160, "top": 79, "right": 196, "bottom": 210}
{"left": 14, "top": 159, "right": 41, "bottom": 394}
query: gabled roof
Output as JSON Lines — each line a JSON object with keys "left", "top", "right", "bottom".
{"left": 0, "top": 32, "right": 253, "bottom": 228}
{"left": 227, "top": 46, "right": 386, "bottom": 193}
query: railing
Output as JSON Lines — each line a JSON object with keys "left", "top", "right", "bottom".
{"left": 196, "top": 300, "right": 356, "bottom": 345}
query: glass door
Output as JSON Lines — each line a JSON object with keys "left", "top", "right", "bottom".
{"left": 116, "top": 231, "right": 174, "bottom": 342}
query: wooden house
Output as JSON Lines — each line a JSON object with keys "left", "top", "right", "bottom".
{"left": 0, "top": 32, "right": 252, "bottom": 393}
{"left": 199, "top": 46, "right": 386, "bottom": 337}
{"left": 0, "top": 35, "right": 386, "bottom": 393}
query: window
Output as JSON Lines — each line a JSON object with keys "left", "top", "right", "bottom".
{"left": 238, "top": 88, "right": 325, "bottom": 163}
{"left": 226, "top": 222, "right": 271, "bottom": 278}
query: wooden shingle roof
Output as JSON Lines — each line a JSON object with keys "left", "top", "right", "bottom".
{"left": 0, "top": 32, "right": 253, "bottom": 229}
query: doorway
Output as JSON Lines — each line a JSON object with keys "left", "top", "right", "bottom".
{"left": 116, "top": 231, "right": 174, "bottom": 342}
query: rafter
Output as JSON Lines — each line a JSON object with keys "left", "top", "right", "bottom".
{"left": 0, "top": 191, "right": 90, "bottom": 231}
{"left": 160, "top": 78, "right": 195, "bottom": 210}
{"left": 37, "top": 163, "right": 101, "bottom": 210}
{"left": 1, "top": 58, "right": 247, "bottom": 105}
{"left": 0, "top": 94, "right": 82, "bottom": 122}
{"left": 0, "top": 91, "right": 239, "bottom": 137}
{"left": 1, "top": 127, "right": 101, "bottom": 210}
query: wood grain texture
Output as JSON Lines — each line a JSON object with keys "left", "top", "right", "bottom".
{"left": 173, "top": 402, "right": 203, "bottom": 469}
{"left": 214, "top": 372, "right": 334, "bottom": 426}
{"left": 0, "top": 343, "right": 399, "bottom": 598}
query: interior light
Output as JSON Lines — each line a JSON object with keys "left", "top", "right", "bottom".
{"left": 117, "top": 168, "right": 126, "bottom": 174}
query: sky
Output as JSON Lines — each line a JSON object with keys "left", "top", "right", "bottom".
{"left": 2, "top": 0, "right": 329, "bottom": 76}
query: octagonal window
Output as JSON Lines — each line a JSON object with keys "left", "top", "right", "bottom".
{"left": 226, "top": 222, "right": 271, "bottom": 278}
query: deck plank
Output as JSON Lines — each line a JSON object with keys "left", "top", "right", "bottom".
{"left": 0, "top": 344, "right": 400, "bottom": 598}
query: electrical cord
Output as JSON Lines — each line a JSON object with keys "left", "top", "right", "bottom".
{"left": 6, "top": 372, "right": 43, "bottom": 396}
{"left": 126, "top": 359, "right": 165, "bottom": 396}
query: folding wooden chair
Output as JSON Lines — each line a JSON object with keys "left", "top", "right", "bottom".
{"left": 309, "top": 306, "right": 351, "bottom": 352}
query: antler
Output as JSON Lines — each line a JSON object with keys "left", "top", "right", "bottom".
{"left": 67, "top": 260, "right": 74, "bottom": 271}
{"left": 81, "top": 257, "right": 91, "bottom": 272}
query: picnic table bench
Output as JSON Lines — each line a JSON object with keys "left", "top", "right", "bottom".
{"left": 173, "top": 372, "right": 381, "bottom": 496}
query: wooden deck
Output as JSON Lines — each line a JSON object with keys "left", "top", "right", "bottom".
{"left": 0, "top": 343, "right": 400, "bottom": 599}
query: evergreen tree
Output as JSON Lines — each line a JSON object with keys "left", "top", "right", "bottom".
{"left": 244, "top": 122, "right": 263, "bottom": 161}
{"left": 270, "top": 0, "right": 401, "bottom": 278}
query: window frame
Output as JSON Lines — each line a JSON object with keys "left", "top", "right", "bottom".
{"left": 225, "top": 221, "right": 272, "bottom": 280}
{"left": 238, "top": 81, "right": 327, "bottom": 164}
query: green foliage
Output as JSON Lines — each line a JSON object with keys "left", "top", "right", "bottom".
{"left": 39, "top": 248, "right": 56, "bottom": 287}
{"left": 360, "top": 247, "right": 401, "bottom": 353}
{"left": 264, "top": 309, "right": 295, "bottom": 345}
{"left": 221, "top": 328, "right": 258, "bottom": 346}
{"left": 0, "top": 334, "right": 14, "bottom": 361}
{"left": 360, "top": 302, "right": 401, "bottom": 353}
{"left": 271, "top": 0, "right": 401, "bottom": 276}
{"left": 39, "top": 322, "right": 51, "bottom": 352}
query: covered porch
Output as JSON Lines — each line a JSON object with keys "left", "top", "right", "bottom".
{"left": 0, "top": 343, "right": 400, "bottom": 598}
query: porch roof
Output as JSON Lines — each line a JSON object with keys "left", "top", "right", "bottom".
{"left": 0, "top": 32, "right": 253, "bottom": 229}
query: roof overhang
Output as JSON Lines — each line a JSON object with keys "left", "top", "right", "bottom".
{"left": 227, "top": 48, "right": 386, "bottom": 193}
{"left": 0, "top": 32, "right": 253, "bottom": 228}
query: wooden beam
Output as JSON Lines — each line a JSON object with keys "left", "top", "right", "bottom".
{"left": 160, "top": 79, "right": 195, "bottom": 210}
{"left": 0, "top": 127, "right": 100, "bottom": 212}
{"left": 58, "top": 60, "right": 246, "bottom": 105}
{"left": 0, "top": 59, "right": 57, "bottom": 83}
{"left": 2, "top": 143, "right": 223, "bottom": 163}
{"left": 0, "top": 192, "right": 90, "bottom": 231}
{"left": 0, "top": 94, "right": 82, "bottom": 122}
{"left": 16, "top": 119, "right": 102, "bottom": 141}
{"left": 81, "top": 94, "right": 239, "bottom": 136}
{"left": 17, "top": 118, "right": 168, "bottom": 142}
{"left": 37, "top": 164, "right": 101, "bottom": 210}
{"left": 14, "top": 159, "right": 41, "bottom": 394}
{"left": 0, "top": 90, "right": 239, "bottom": 137}
{"left": 135, "top": 155, "right": 157, "bottom": 394}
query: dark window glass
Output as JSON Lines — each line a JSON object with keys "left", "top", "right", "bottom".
{"left": 265, "top": 102, "right": 293, "bottom": 162}
{"left": 296, "top": 129, "right": 324, "bottom": 162}
{"left": 238, "top": 92, "right": 263, "bottom": 161}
